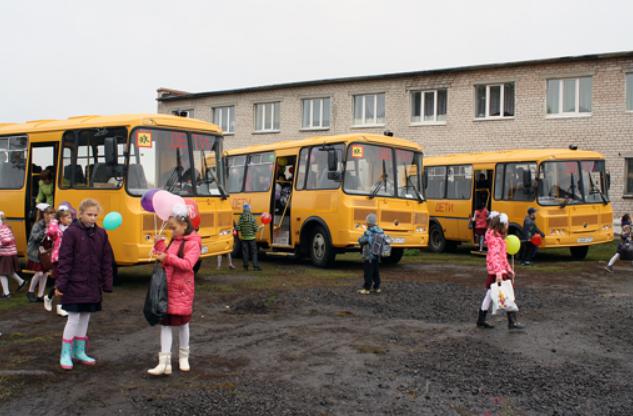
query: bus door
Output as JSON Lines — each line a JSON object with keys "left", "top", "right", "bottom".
{"left": 272, "top": 156, "right": 296, "bottom": 246}
{"left": 472, "top": 168, "right": 492, "bottom": 244}
{"left": 27, "top": 142, "right": 58, "bottom": 231}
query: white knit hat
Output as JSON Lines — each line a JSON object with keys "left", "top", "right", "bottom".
{"left": 58, "top": 204, "right": 70, "bottom": 211}
{"left": 499, "top": 213, "right": 509, "bottom": 225}
{"left": 488, "top": 211, "right": 500, "bottom": 220}
{"left": 171, "top": 203, "right": 189, "bottom": 219}
{"left": 36, "top": 203, "right": 50, "bottom": 211}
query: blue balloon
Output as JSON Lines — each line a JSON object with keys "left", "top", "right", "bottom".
{"left": 103, "top": 211, "right": 123, "bottom": 231}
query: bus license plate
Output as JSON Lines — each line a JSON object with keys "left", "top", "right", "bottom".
{"left": 577, "top": 237, "right": 593, "bottom": 243}
{"left": 392, "top": 238, "right": 405, "bottom": 244}
{"left": 201, "top": 246, "right": 209, "bottom": 254}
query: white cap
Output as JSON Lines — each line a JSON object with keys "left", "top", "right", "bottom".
{"left": 36, "top": 203, "right": 50, "bottom": 211}
{"left": 58, "top": 204, "right": 70, "bottom": 211}
{"left": 172, "top": 203, "right": 189, "bottom": 219}
{"left": 499, "top": 213, "right": 509, "bottom": 225}
{"left": 488, "top": 211, "right": 500, "bottom": 220}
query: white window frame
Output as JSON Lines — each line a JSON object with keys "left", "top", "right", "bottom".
{"left": 213, "top": 106, "right": 235, "bottom": 135}
{"left": 546, "top": 77, "right": 592, "bottom": 118}
{"left": 352, "top": 93, "right": 385, "bottom": 127}
{"left": 410, "top": 89, "right": 447, "bottom": 125}
{"left": 301, "top": 97, "right": 331, "bottom": 130}
{"left": 626, "top": 72, "right": 633, "bottom": 113}
{"left": 254, "top": 102, "right": 280, "bottom": 133}
{"left": 474, "top": 83, "right": 514, "bottom": 120}
{"left": 172, "top": 109, "right": 194, "bottom": 118}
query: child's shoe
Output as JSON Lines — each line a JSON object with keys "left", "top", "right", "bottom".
{"left": 72, "top": 337, "right": 96, "bottom": 365}
{"left": 179, "top": 347, "right": 190, "bottom": 372}
{"left": 604, "top": 265, "right": 614, "bottom": 273}
{"left": 60, "top": 338, "right": 74, "bottom": 370}
{"left": 147, "top": 352, "right": 172, "bottom": 376}
{"left": 254, "top": 266, "right": 262, "bottom": 271}
{"left": 357, "top": 289, "right": 370, "bottom": 295}
{"left": 228, "top": 264, "right": 236, "bottom": 270}
{"left": 56, "top": 304, "right": 68, "bottom": 317}
{"left": 26, "top": 291, "right": 37, "bottom": 303}
{"left": 44, "top": 295, "right": 53, "bottom": 312}
{"left": 16, "top": 280, "right": 26, "bottom": 292}
{"left": 0, "top": 293, "right": 11, "bottom": 299}
{"left": 372, "top": 288, "right": 382, "bottom": 294}
{"left": 507, "top": 312, "right": 525, "bottom": 331}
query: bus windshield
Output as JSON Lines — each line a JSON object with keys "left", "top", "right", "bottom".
{"left": 538, "top": 160, "right": 608, "bottom": 206}
{"left": 128, "top": 128, "right": 224, "bottom": 197}
{"left": 344, "top": 143, "right": 423, "bottom": 200}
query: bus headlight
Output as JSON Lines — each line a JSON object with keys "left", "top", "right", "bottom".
{"left": 416, "top": 226, "right": 425, "bottom": 233}
{"left": 219, "top": 229, "right": 233, "bottom": 236}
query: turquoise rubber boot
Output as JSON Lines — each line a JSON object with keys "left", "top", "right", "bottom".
{"left": 60, "top": 339, "right": 74, "bottom": 370}
{"left": 72, "top": 336, "right": 96, "bottom": 365}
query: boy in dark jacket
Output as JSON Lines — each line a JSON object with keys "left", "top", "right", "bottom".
{"left": 358, "top": 214, "right": 384, "bottom": 295}
{"left": 236, "top": 204, "right": 261, "bottom": 271}
{"left": 520, "top": 207, "right": 545, "bottom": 266}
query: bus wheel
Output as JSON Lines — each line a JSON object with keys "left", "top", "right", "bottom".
{"left": 382, "top": 248, "right": 404, "bottom": 265}
{"left": 428, "top": 223, "right": 446, "bottom": 253}
{"left": 193, "top": 259, "right": 202, "bottom": 274}
{"left": 310, "top": 226, "right": 335, "bottom": 268}
{"left": 112, "top": 263, "right": 121, "bottom": 286}
{"left": 570, "top": 246, "right": 589, "bottom": 260}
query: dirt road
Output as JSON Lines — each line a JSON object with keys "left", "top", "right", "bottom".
{"left": 1, "top": 246, "right": 632, "bottom": 415}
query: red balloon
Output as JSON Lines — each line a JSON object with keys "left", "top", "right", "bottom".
{"left": 184, "top": 199, "right": 201, "bottom": 230}
{"left": 530, "top": 234, "right": 543, "bottom": 246}
{"left": 261, "top": 212, "right": 272, "bottom": 225}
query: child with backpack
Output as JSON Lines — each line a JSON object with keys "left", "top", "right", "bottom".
{"left": 43, "top": 205, "right": 73, "bottom": 316}
{"left": 358, "top": 213, "right": 386, "bottom": 295}
{"left": 0, "top": 211, "right": 26, "bottom": 298}
{"left": 26, "top": 203, "right": 55, "bottom": 302}
{"left": 604, "top": 224, "right": 633, "bottom": 272}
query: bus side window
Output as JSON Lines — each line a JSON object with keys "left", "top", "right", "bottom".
{"left": 446, "top": 165, "right": 472, "bottom": 200}
{"left": 227, "top": 155, "right": 247, "bottom": 193}
{"left": 424, "top": 166, "right": 447, "bottom": 199}
{"left": 494, "top": 164, "right": 504, "bottom": 201}
{"left": 295, "top": 148, "right": 309, "bottom": 190}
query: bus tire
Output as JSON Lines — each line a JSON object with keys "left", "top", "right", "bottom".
{"left": 193, "top": 259, "right": 202, "bottom": 274}
{"left": 428, "top": 223, "right": 446, "bottom": 253}
{"left": 382, "top": 248, "right": 404, "bottom": 265}
{"left": 112, "top": 263, "right": 121, "bottom": 286}
{"left": 309, "top": 225, "right": 336, "bottom": 268}
{"left": 570, "top": 246, "right": 589, "bottom": 260}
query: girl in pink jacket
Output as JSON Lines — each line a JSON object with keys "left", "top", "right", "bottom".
{"left": 0, "top": 211, "right": 26, "bottom": 298}
{"left": 43, "top": 206, "right": 73, "bottom": 316}
{"left": 148, "top": 204, "right": 201, "bottom": 376}
{"left": 477, "top": 213, "right": 524, "bottom": 330}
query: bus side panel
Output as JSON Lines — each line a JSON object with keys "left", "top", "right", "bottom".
{"left": 292, "top": 189, "right": 340, "bottom": 246}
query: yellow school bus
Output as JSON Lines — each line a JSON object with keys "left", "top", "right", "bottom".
{"left": 423, "top": 148, "right": 614, "bottom": 259}
{"left": 225, "top": 133, "right": 429, "bottom": 267}
{"left": 0, "top": 114, "right": 234, "bottom": 277}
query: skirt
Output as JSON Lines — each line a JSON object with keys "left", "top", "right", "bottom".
{"left": 160, "top": 314, "right": 192, "bottom": 326}
{"left": 61, "top": 302, "right": 102, "bottom": 313}
{"left": 27, "top": 260, "right": 49, "bottom": 273}
{"left": 0, "top": 255, "right": 20, "bottom": 275}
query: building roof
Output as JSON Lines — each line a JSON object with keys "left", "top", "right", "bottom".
{"left": 425, "top": 148, "right": 605, "bottom": 165}
{"left": 157, "top": 50, "right": 633, "bottom": 102}
{"left": 0, "top": 113, "right": 222, "bottom": 135}
{"left": 225, "top": 133, "right": 423, "bottom": 156}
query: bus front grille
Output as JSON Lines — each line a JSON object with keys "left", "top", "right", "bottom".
{"left": 381, "top": 211, "right": 412, "bottom": 225}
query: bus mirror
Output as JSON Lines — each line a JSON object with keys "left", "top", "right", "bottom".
{"left": 606, "top": 172, "right": 611, "bottom": 191}
{"left": 104, "top": 137, "right": 118, "bottom": 166}
{"left": 523, "top": 170, "right": 532, "bottom": 189}
{"left": 422, "top": 171, "right": 428, "bottom": 190}
{"left": 327, "top": 149, "right": 339, "bottom": 172}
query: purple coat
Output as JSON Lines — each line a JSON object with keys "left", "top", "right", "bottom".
{"left": 55, "top": 220, "right": 114, "bottom": 304}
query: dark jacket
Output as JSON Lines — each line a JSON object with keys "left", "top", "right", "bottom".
{"left": 27, "top": 220, "right": 46, "bottom": 263}
{"left": 523, "top": 216, "right": 544, "bottom": 240}
{"left": 55, "top": 220, "right": 114, "bottom": 304}
{"left": 359, "top": 225, "right": 384, "bottom": 261}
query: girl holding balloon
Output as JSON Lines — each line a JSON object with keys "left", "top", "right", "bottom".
{"left": 55, "top": 199, "right": 114, "bottom": 370}
{"left": 477, "top": 212, "right": 524, "bottom": 330}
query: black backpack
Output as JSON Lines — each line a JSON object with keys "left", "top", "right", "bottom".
{"left": 143, "top": 240, "right": 185, "bottom": 326}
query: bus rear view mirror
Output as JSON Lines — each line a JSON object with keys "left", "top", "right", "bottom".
{"left": 104, "top": 137, "right": 118, "bottom": 166}
{"left": 327, "top": 149, "right": 339, "bottom": 172}
{"left": 606, "top": 172, "right": 611, "bottom": 191}
{"left": 327, "top": 171, "right": 343, "bottom": 181}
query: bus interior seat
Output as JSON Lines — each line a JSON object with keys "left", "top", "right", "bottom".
{"left": 127, "top": 164, "right": 148, "bottom": 189}
{"left": 64, "top": 165, "right": 85, "bottom": 184}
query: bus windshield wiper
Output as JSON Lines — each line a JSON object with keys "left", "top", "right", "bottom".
{"left": 166, "top": 148, "right": 184, "bottom": 193}
{"left": 403, "top": 165, "right": 424, "bottom": 203}
{"left": 369, "top": 160, "right": 388, "bottom": 199}
{"left": 200, "top": 148, "right": 228, "bottom": 199}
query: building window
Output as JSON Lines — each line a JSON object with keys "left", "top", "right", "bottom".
{"left": 172, "top": 109, "right": 193, "bottom": 118}
{"left": 546, "top": 77, "right": 592, "bottom": 116}
{"left": 411, "top": 89, "right": 447, "bottom": 123}
{"left": 213, "top": 106, "right": 235, "bottom": 134}
{"left": 302, "top": 97, "right": 331, "bottom": 129}
{"left": 626, "top": 73, "right": 633, "bottom": 112}
{"left": 475, "top": 83, "right": 515, "bottom": 119}
{"left": 254, "top": 102, "right": 280, "bottom": 132}
{"left": 353, "top": 93, "right": 385, "bottom": 126}
{"left": 626, "top": 158, "right": 633, "bottom": 196}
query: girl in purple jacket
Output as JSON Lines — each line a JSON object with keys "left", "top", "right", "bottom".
{"left": 55, "top": 199, "right": 114, "bottom": 370}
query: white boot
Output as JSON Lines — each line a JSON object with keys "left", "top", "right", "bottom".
{"left": 147, "top": 352, "right": 172, "bottom": 376}
{"left": 56, "top": 304, "right": 68, "bottom": 317}
{"left": 44, "top": 295, "right": 53, "bottom": 312}
{"left": 179, "top": 347, "right": 190, "bottom": 372}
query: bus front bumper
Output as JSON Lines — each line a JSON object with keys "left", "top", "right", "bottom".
{"left": 337, "top": 229, "right": 428, "bottom": 249}
{"left": 542, "top": 228, "right": 613, "bottom": 248}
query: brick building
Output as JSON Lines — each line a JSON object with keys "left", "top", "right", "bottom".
{"left": 157, "top": 51, "right": 633, "bottom": 219}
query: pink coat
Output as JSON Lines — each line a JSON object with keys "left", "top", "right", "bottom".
{"left": 154, "top": 232, "right": 201, "bottom": 316}
{"left": 0, "top": 224, "right": 18, "bottom": 257}
{"left": 485, "top": 228, "right": 512, "bottom": 276}
{"left": 47, "top": 219, "right": 66, "bottom": 264}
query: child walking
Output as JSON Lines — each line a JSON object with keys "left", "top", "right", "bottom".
{"left": 26, "top": 203, "right": 55, "bottom": 302}
{"left": 604, "top": 224, "right": 633, "bottom": 272}
{"left": 477, "top": 212, "right": 524, "bottom": 330}
{"left": 0, "top": 211, "right": 26, "bottom": 298}
{"left": 216, "top": 253, "right": 236, "bottom": 270}
{"left": 44, "top": 206, "right": 73, "bottom": 316}
{"left": 55, "top": 199, "right": 113, "bottom": 370}
{"left": 472, "top": 203, "right": 489, "bottom": 252}
{"left": 520, "top": 207, "right": 545, "bottom": 266}
{"left": 358, "top": 213, "right": 384, "bottom": 295}
{"left": 236, "top": 204, "right": 261, "bottom": 271}
{"left": 148, "top": 204, "right": 201, "bottom": 376}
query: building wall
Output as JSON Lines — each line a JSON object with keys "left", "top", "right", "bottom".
{"left": 157, "top": 56, "right": 633, "bottom": 218}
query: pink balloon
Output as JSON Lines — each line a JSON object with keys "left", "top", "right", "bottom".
{"left": 153, "top": 191, "right": 185, "bottom": 221}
